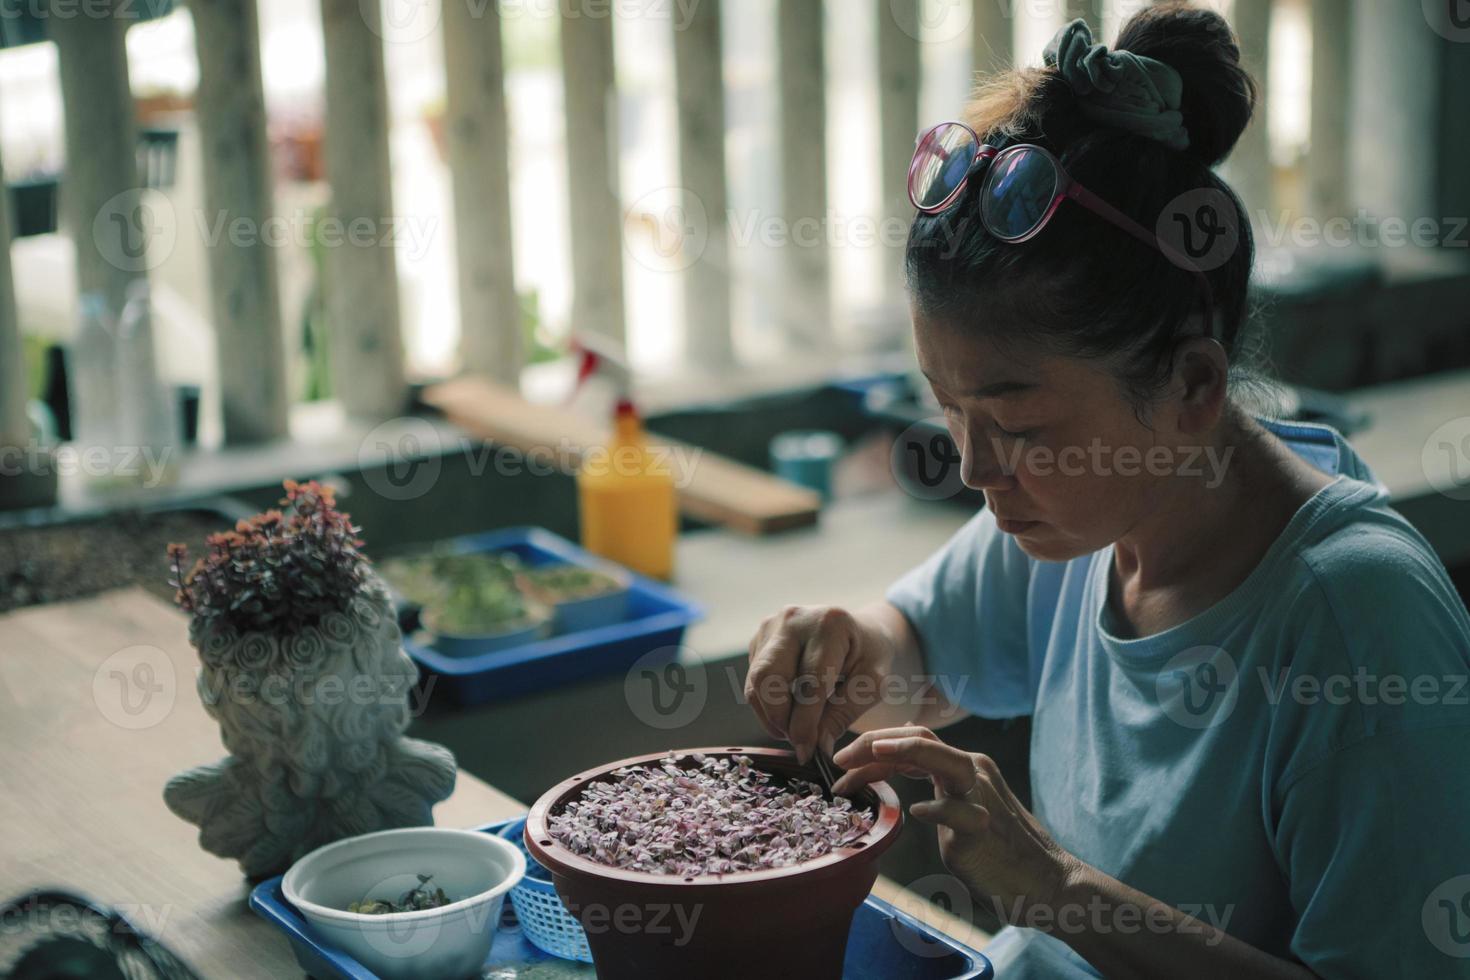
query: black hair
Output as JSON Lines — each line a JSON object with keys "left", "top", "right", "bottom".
{"left": 906, "top": 2, "right": 1264, "bottom": 417}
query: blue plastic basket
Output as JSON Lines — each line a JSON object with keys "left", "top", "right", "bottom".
{"left": 398, "top": 527, "right": 703, "bottom": 706}
{"left": 496, "top": 816, "right": 592, "bottom": 962}
{"left": 249, "top": 817, "right": 993, "bottom": 980}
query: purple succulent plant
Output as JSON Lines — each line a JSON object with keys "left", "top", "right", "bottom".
{"left": 548, "top": 753, "right": 875, "bottom": 876}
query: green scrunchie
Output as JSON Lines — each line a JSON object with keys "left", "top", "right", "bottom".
{"left": 1043, "top": 19, "right": 1190, "bottom": 152}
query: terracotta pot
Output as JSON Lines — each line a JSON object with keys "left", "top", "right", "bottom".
{"left": 525, "top": 747, "right": 902, "bottom": 980}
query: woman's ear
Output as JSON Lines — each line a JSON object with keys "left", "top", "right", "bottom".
{"left": 1170, "top": 336, "right": 1230, "bottom": 436}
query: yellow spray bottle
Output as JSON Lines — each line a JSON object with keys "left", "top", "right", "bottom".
{"left": 573, "top": 348, "right": 677, "bottom": 581}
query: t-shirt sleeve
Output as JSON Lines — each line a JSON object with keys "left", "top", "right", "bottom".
{"left": 1270, "top": 526, "right": 1470, "bottom": 977}
{"left": 884, "top": 507, "right": 1038, "bottom": 718}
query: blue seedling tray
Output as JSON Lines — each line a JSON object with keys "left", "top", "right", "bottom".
{"left": 250, "top": 818, "right": 994, "bottom": 980}
{"left": 397, "top": 527, "right": 703, "bottom": 706}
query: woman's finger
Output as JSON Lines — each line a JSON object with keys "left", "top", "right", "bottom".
{"left": 786, "top": 621, "right": 851, "bottom": 763}
{"left": 744, "top": 623, "right": 805, "bottom": 738}
{"left": 869, "top": 735, "right": 978, "bottom": 798}
{"left": 832, "top": 725, "right": 936, "bottom": 769}
{"left": 910, "top": 797, "right": 991, "bottom": 835}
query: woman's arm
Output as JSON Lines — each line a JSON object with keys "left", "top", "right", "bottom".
{"left": 849, "top": 601, "right": 969, "bottom": 733}
{"left": 833, "top": 728, "right": 1322, "bottom": 980}
{"left": 1049, "top": 865, "right": 1318, "bottom": 980}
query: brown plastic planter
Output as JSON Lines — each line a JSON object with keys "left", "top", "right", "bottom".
{"left": 525, "top": 747, "right": 902, "bottom": 980}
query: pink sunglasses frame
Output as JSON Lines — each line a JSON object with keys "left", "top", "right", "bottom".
{"left": 907, "top": 121, "right": 1217, "bottom": 330}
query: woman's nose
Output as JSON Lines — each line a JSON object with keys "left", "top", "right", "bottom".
{"left": 957, "top": 422, "right": 1019, "bottom": 491}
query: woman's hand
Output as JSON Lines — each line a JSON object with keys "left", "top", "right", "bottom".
{"left": 832, "top": 725, "right": 1079, "bottom": 923}
{"left": 745, "top": 604, "right": 900, "bottom": 764}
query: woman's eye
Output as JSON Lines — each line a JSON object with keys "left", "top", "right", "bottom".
{"left": 992, "top": 421, "right": 1032, "bottom": 439}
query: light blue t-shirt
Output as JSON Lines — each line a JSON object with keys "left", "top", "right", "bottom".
{"left": 886, "top": 418, "right": 1470, "bottom": 979}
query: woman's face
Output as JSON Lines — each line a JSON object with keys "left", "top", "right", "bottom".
{"left": 912, "top": 309, "right": 1195, "bottom": 563}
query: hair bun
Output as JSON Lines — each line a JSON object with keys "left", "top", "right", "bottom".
{"left": 1114, "top": 2, "right": 1257, "bottom": 167}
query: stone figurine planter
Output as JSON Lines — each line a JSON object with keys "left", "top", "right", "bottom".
{"left": 162, "top": 481, "right": 457, "bottom": 879}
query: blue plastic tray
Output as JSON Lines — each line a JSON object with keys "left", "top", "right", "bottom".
{"left": 250, "top": 818, "right": 994, "bottom": 979}
{"left": 398, "top": 527, "right": 703, "bottom": 706}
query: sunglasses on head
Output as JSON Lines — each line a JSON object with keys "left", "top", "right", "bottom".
{"left": 907, "top": 120, "right": 1216, "bottom": 332}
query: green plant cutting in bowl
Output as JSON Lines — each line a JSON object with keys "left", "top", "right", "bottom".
{"left": 383, "top": 551, "right": 548, "bottom": 637}
{"left": 519, "top": 564, "right": 624, "bottom": 603}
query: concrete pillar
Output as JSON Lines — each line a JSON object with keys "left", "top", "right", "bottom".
{"left": 190, "top": 0, "right": 291, "bottom": 443}
{"left": 443, "top": 0, "right": 522, "bottom": 383}
{"left": 777, "top": 0, "right": 830, "bottom": 348}
{"left": 560, "top": 5, "right": 626, "bottom": 345}
{"left": 972, "top": 0, "right": 1014, "bottom": 78}
{"left": 319, "top": 0, "right": 408, "bottom": 418}
{"left": 673, "top": 0, "right": 734, "bottom": 368}
{"left": 1306, "top": 0, "right": 1350, "bottom": 218}
{"left": 879, "top": 0, "right": 921, "bottom": 310}
{"left": 1229, "top": 0, "right": 1274, "bottom": 220}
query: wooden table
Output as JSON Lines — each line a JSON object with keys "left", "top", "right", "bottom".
{"left": 0, "top": 589, "right": 524, "bottom": 978}
{"left": 0, "top": 588, "right": 991, "bottom": 977}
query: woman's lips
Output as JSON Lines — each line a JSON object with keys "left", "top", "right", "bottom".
{"left": 995, "top": 516, "right": 1040, "bottom": 534}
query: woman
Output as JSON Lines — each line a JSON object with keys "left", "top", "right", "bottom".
{"left": 746, "top": 6, "right": 1470, "bottom": 978}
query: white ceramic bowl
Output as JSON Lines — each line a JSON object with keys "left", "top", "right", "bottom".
{"left": 283, "top": 827, "right": 526, "bottom": 980}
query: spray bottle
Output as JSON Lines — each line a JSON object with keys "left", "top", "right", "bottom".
{"left": 571, "top": 339, "right": 677, "bottom": 580}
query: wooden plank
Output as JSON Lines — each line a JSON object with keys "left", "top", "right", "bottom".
{"left": 191, "top": 0, "right": 291, "bottom": 444}
{"left": 443, "top": 0, "right": 523, "bottom": 383}
{"left": 319, "top": 0, "right": 408, "bottom": 418}
{"left": 422, "top": 375, "right": 822, "bottom": 535}
{"left": 1228, "top": 0, "right": 1274, "bottom": 217}
{"left": 1306, "top": 0, "right": 1350, "bottom": 218}
{"left": 873, "top": 874, "right": 995, "bottom": 953}
{"left": 0, "top": 589, "right": 523, "bottom": 979}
